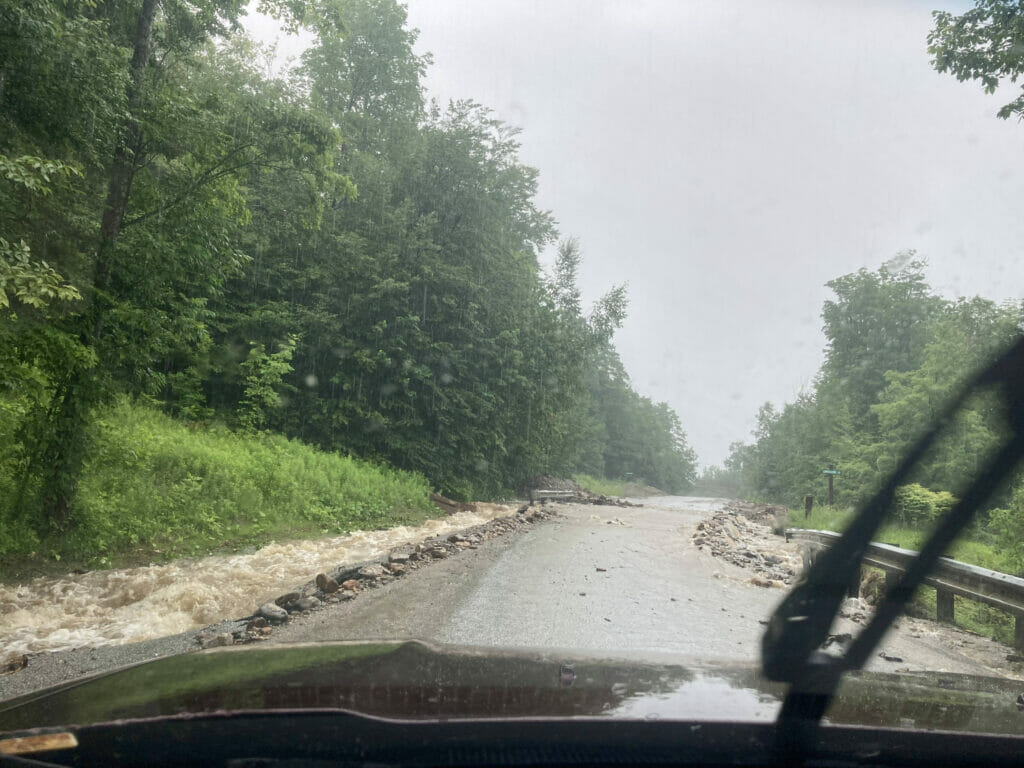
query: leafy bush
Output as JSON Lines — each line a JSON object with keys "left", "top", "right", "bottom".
{"left": 892, "top": 483, "right": 956, "bottom": 528}
{"left": 988, "top": 485, "right": 1024, "bottom": 576}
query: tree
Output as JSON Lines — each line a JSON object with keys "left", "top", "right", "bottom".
{"left": 11, "top": 0, "right": 339, "bottom": 527}
{"left": 929, "top": 1, "right": 1024, "bottom": 120}
{"left": 819, "top": 256, "right": 944, "bottom": 424}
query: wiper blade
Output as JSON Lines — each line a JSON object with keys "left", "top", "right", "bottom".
{"left": 762, "top": 334, "right": 1024, "bottom": 759}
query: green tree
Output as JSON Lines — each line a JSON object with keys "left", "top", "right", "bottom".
{"left": 929, "top": 1, "right": 1024, "bottom": 120}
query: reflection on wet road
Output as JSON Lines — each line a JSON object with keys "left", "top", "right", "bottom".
{"left": 441, "top": 497, "right": 779, "bottom": 658}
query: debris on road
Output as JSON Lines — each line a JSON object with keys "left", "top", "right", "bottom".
{"left": 691, "top": 501, "right": 797, "bottom": 585}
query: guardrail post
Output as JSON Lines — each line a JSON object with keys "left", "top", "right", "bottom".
{"left": 847, "top": 568, "right": 861, "bottom": 599}
{"left": 935, "top": 588, "right": 954, "bottom": 623}
{"left": 1016, "top": 615, "right": 1024, "bottom": 654}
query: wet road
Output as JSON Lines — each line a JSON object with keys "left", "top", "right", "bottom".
{"left": 438, "top": 497, "right": 772, "bottom": 657}
{"left": 274, "top": 497, "right": 1019, "bottom": 676}
{"left": 273, "top": 497, "right": 771, "bottom": 659}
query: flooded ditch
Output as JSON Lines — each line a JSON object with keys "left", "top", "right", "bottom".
{"left": 0, "top": 505, "right": 515, "bottom": 658}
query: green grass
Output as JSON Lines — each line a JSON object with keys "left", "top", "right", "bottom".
{"left": 786, "top": 503, "right": 856, "bottom": 533}
{"left": 2, "top": 400, "right": 436, "bottom": 574}
{"left": 572, "top": 474, "right": 626, "bottom": 497}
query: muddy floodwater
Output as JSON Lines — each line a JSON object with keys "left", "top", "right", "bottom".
{"left": 0, "top": 505, "right": 514, "bottom": 657}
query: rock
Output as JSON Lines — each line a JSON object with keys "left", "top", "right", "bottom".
{"left": 260, "top": 627, "right": 273, "bottom": 636}
{"left": 860, "top": 569, "right": 885, "bottom": 606}
{"left": 429, "top": 546, "right": 449, "bottom": 559}
{"left": 387, "top": 563, "right": 407, "bottom": 575}
{"left": 448, "top": 533, "right": 469, "bottom": 543}
{"left": 822, "top": 633, "right": 852, "bottom": 649}
{"left": 1, "top": 654, "right": 28, "bottom": 675}
{"left": 274, "top": 592, "right": 301, "bottom": 608}
{"left": 358, "top": 564, "right": 387, "bottom": 579}
{"left": 199, "top": 632, "right": 234, "bottom": 649}
{"left": 454, "top": 541, "right": 472, "bottom": 548}
{"left": 388, "top": 551, "right": 410, "bottom": 564}
{"left": 316, "top": 573, "right": 339, "bottom": 593}
{"left": 258, "top": 602, "right": 289, "bottom": 623}
{"left": 747, "top": 576, "right": 774, "bottom": 588}
{"left": 247, "top": 616, "right": 268, "bottom": 630}
{"left": 341, "top": 579, "right": 360, "bottom": 591}
{"left": 340, "top": 591, "right": 356, "bottom": 600}
{"left": 294, "top": 596, "right": 321, "bottom": 612}
{"left": 723, "top": 522, "right": 741, "bottom": 541}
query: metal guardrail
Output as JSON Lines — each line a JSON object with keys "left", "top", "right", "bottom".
{"left": 528, "top": 489, "right": 575, "bottom": 505}
{"left": 788, "top": 528, "right": 1024, "bottom": 652}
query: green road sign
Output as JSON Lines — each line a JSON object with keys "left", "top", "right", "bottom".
{"left": 822, "top": 469, "right": 841, "bottom": 475}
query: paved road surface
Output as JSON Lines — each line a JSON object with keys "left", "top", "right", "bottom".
{"left": 272, "top": 497, "right": 1016, "bottom": 676}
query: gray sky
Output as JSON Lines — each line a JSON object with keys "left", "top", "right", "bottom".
{"left": 250, "top": 1, "right": 1024, "bottom": 468}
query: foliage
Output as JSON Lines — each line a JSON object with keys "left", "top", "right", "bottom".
{"left": 1, "top": 400, "right": 435, "bottom": 566}
{"left": 724, "top": 260, "right": 1021, "bottom": 517}
{"left": 891, "top": 483, "right": 957, "bottom": 528}
{"left": 237, "top": 335, "right": 297, "bottom": 431}
{"left": 989, "top": 485, "right": 1024, "bottom": 575}
{"left": 572, "top": 474, "right": 625, "bottom": 497}
{"left": 1, "top": 0, "right": 699, "bottom": 564}
{"left": 929, "top": 1, "right": 1024, "bottom": 120}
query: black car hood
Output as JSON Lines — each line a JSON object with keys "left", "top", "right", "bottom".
{"left": 1, "top": 640, "right": 1022, "bottom": 736}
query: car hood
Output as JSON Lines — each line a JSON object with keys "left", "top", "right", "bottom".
{"left": 1, "top": 640, "right": 1022, "bottom": 736}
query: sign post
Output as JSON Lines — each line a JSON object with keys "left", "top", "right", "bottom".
{"left": 821, "top": 467, "right": 841, "bottom": 506}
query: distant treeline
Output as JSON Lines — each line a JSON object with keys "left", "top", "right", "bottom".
{"left": 705, "top": 259, "right": 1024, "bottom": 571}
{"left": 1, "top": 0, "right": 696, "bottom": 556}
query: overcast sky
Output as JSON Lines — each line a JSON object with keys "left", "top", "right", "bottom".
{"left": 250, "top": 1, "right": 1024, "bottom": 468}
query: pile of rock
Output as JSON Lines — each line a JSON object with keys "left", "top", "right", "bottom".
{"left": 692, "top": 504, "right": 797, "bottom": 586}
{"left": 198, "top": 506, "right": 558, "bottom": 648}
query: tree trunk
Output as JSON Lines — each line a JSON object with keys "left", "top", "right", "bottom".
{"left": 38, "top": 0, "right": 159, "bottom": 525}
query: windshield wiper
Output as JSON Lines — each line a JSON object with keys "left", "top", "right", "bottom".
{"left": 761, "top": 334, "right": 1024, "bottom": 762}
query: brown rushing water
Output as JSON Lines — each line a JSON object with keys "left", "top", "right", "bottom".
{"left": 0, "top": 505, "right": 514, "bottom": 657}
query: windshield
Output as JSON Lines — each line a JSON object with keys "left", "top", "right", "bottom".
{"left": 1, "top": 0, "right": 1023, "bottom": 741}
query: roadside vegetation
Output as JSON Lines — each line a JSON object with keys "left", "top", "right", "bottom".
{"left": 572, "top": 474, "right": 626, "bottom": 497}
{"left": 2, "top": 400, "right": 435, "bottom": 575}
{"left": 711, "top": 262, "right": 1023, "bottom": 644}
{"left": 0, "top": 0, "right": 698, "bottom": 572}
